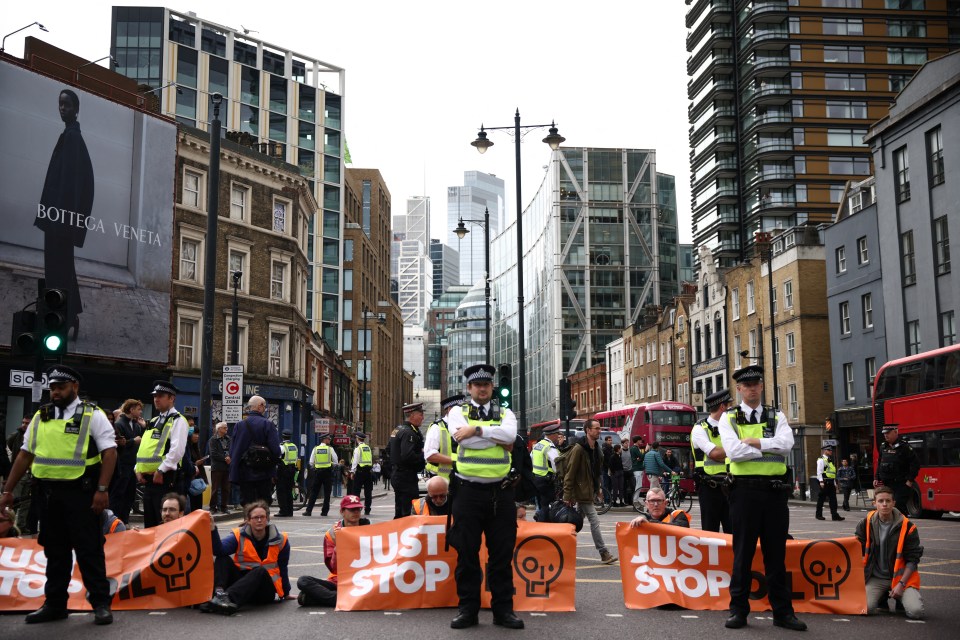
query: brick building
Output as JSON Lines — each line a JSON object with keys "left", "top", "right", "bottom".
{"left": 569, "top": 362, "right": 606, "bottom": 420}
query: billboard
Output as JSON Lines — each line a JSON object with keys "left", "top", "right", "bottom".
{"left": 0, "top": 61, "right": 176, "bottom": 363}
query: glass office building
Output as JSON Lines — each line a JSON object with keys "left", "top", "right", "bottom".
{"left": 490, "top": 147, "right": 679, "bottom": 425}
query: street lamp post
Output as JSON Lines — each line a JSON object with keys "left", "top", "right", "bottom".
{"left": 359, "top": 305, "right": 386, "bottom": 434}
{"left": 453, "top": 206, "right": 492, "bottom": 363}
{"left": 753, "top": 231, "right": 779, "bottom": 409}
{"left": 471, "top": 111, "right": 565, "bottom": 436}
{"left": 1, "top": 21, "right": 47, "bottom": 53}
{"left": 231, "top": 271, "right": 242, "bottom": 366}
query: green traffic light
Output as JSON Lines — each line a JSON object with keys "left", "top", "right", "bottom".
{"left": 44, "top": 334, "right": 62, "bottom": 352}
{"left": 500, "top": 387, "right": 510, "bottom": 398}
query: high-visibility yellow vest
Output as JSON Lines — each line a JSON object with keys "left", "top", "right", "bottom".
{"left": 821, "top": 456, "right": 837, "bottom": 479}
{"left": 27, "top": 403, "right": 102, "bottom": 480}
{"left": 531, "top": 438, "right": 555, "bottom": 477}
{"left": 356, "top": 443, "right": 372, "bottom": 468}
{"left": 424, "top": 420, "right": 455, "bottom": 479}
{"left": 455, "top": 405, "right": 510, "bottom": 480}
{"left": 726, "top": 408, "right": 787, "bottom": 477}
{"left": 282, "top": 442, "right": 299, "bottom": 465}
{"left": 135, "top": 412, "right": 182, "bottom": 474}
{"left": 691, "top": 420, "right": 728, "bottom": 476}
{"left": 313, "top": 444, "right": 332, "bottom": 469}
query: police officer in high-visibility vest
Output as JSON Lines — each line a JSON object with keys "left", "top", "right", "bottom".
{"left": 303, "top": 433, "right": 337, "bottom": 517}
{"left": 719, "top": 365, "right": 806, "bottom": 632}
{"left": 424, "top": 394, "right": 464, "bottom": 481}
{"left": 0, "top": 365, "right": 117, "bottom": 625}
{"left": 690, "top": 388, "right": 732, "bottom": 533}
{"left": 348, "top": 432, "right": 374, "bottom": 514}
{"left": 135, "top": 380, "right": 188, "bottom": 528}
{"left": 275, "top": 430, "right": 299, "bottom": 517}
{"left": 446, "top": 364, "right": 523, "bottom": 630}
{"left": 815, "top": 444, "right": 844, "bottom": 521}
{"left": 531, "top": 422, "right": 563, "bottom": 522}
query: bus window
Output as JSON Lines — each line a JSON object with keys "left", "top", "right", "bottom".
{"left": 925, "top": 432, "right": 942, "bottom": 466}
{"left": 941, "top": 353, "right": 960, "bottom": 388}
{"left": 678, "top": 412, "right": 695, "bottom": 426}
{"left": 898, "top": 363, "right": 923, "bottom": 396}
{"left": 942, "top": 430, "right": 960, "bottom": 466}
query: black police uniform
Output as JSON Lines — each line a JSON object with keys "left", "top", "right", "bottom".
{"left": 390, "top": 420, "right": 425, "bottom": 518}
{"left": 275, "top": 436, "right": 297, "bottom": 517}
{"left": 876, "top": 429, "right": 920, "bottom": 514}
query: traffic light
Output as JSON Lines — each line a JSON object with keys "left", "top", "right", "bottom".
{"left": 10, "top": 310, "right": 38, "bottom": 357}
{"left": 498, "top": 364, "right": 512, "bottom": 408}
{"left": 38, "top": 288, "right": 69, "bottom": 357}
{"left": 559, "top": 378, "right": 577, "bottom": 421}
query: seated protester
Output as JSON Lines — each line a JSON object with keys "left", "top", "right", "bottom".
{"left": 161, "top": 492, "right": 185, "bottom": 525}
{"left": 0, "top": 510, "right": 19, "bottom": 538}
{"left": 207, "top": 500, "right": 291, "bottom": 615}
{"left": 297, "top": 495, "right": 370, "bottom": 607}
{"left": 855, "top": 485, "right": 924, "bottom": 619}
{"left": 628, "top": 488, "right": 690, "bottom": 528}
{"left": 411, "top": 476, "right": 451, "bottom": 516}
{"left": 516, "top": 503, "right": 527, "bottom": 521}
{"left": 101, "top": 509, "right": 127, "bottom": 535}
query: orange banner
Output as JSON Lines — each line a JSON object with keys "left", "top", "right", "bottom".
{"left": 335, "top": 517, "right": 577, "bottom": 611}
{"left": 616, "top": 521, "right": 867, "bottom": 614}
{"left": 0, "top": 510, "right": 214, "bottom": 611}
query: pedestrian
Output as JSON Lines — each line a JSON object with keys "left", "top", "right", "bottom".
{"left": 187, "top": 426, "right": 207, "bottom": 513}
{"left": 411, "top": 476, "right": 452, "bottom": 516}
{"left": 208, "top": 422, "right": 231, "bottom": 514}
{"left": 629, "top": 436, "right": 646, "bottom": 497}
{"left": 7, "top": 415, "right": 36, "bottom": 535}
{"left": 371, "top": 460, "right": 381, "bottom": 485}
{"left": 855, "top": 485, "right": 924, "bottom": 619}
{"left": 207, "top": 500, "right": 291, "bottom": 614}
{"left": 643, "top": 441, "right": 672, "bottom": 490}
{"left": 561, "top": 418, "right": 617, "bottom": 565}
{"left": 609, "top": 444, "right": 625, "bottom": 506}
{"left": 0, "top": 365, "right": 116, "bottom": 625}
{"left": 275, "top": 430, "right": 299, "bottom": 517}
{"left": 296, "top": 495, "right": 370, "bottom": 607}
{"left": 380, "top": 458, "right": 392, "bottom": 490}
{"left": 229, "top": 396, "right": 281, "bottom": 506}
{"left": 620, "top": 439, "right": 635, "bottom": 504}
{"left": 109, "top": 399, "right": 143, "bottom": 523}
{"left": 815, "top": 445, "right": 844, "bottom": 521}
{"left": 837, "top": 458, "right": 857, "bottom": 511}
{"left": 447, "top": 363, "right": 523, "bottom": 629}
{"left": 874, "top": 424, "right": 920, "bottom": 515}
{"left": 690, "top": 389, "right": 732, "bottom": 533}
{"left": 389, "top": 402, "right": 426, "bottom": 519}
{"left": 424, "top": 394, "right": 465, "bottom": 481}
{"left": 348, "top": 433, "right": 374, "bottom": 515}
{"left": 629, "top": 487, "right": 690, "bottom": 527}
{"left": 719, "top": 364, "right": 806, "bottom": 631}
{"left": 531, "top": 422, "right": 563, "bottom": 521}
{"left": 135, "top": 380, "right": 188, "bottom": 528}
{"left": 600, "top": 435, "right": 614, "bottom": 503}
{"left": 303, "top": 433, "right": 337, "bottom": 517}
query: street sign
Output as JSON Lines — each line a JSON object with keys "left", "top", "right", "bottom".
{"left": 9, "top": 369, "right": 48, "bottom": 389}
{"left": 333, "top": 436, "right": 350, "bottom": 446}
{"left": 314, "top": 418, "right": 332, "bottom": 433}
{"left": 223, "top": 404, "right": 242, "bottom": 423}
{"left": 223, "top": 365, "right": 244, "bottom": 407}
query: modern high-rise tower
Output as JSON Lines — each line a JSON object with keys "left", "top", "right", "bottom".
{"left": 447, "top": 171, "right": 505, "bottom": 286}
{"left": 391, "top": 196, "right": 433, "bottom": 327}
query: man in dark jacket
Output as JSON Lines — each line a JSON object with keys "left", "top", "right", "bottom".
{"left": 874, "top": 424, "right": 920, "bottom": 515}
{"left": 562, "top": 419, "right": 616, "bottom": 564}
{"left": 229, "top": 396, "right": 281, "bottom": 506}
{"left": 208, "top": 422, "right": 231, "bottom": 513}
{"left": 109, "top": 399, "right": 144, "bottom": 523}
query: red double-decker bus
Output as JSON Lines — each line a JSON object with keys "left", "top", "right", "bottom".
{"left": 872, "top": 344, "right": 960, "bottom": 517}
{"left": 592, "top": 402, "right": 698, "bottom": 472}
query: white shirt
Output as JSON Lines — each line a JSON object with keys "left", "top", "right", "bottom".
{"left": 155, "top": 407, "right": 189, "bottom": 473}
{"left": 816, "top": 455, "right": 830, "bottom": 481}
{"left": 544, "top": 441, "right": 560, "bottom": 473}
{"left": 22, "top": 396, "right": 116, "bottom": 453}
{"left": 423, "top": 418, "right": 452, "bottom": 461}
{"left": 350, "top": 443, "right": 370, "bottom": 473}
{"left": 309, "top": 444, "right": 339, "bottom": 468}
{"left": 445, "top": 400, "right": 518, "bottom": 483}
{"left": 691, "top": 415, "right": 721, "bottom": 457}
{"left": 718, "top": 401, "right": 793, "bottom": 463}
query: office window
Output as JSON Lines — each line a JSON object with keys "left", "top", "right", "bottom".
{"left": 894, "top": 147, "right": 910, "bottom": 202}
{"left": 182, "top": 168, "right": 203, "bottom": 208}
{"left": 836, "top": 246, "right": 847, "bottom": 273}
{"left": 825, "top": 73, "right": 866, "bottom": 91}
{"left": 907, "top": 320, "right": 921, "bottom": 355}
{"left": 862, "top": 293, "right": 873, "bottom": 329}
{"left": 823, "top": 0, "right": 862, "bottom": 7}
{"left": 829, "top": 157, "right": 871, "bottom": 175}
{"left": 928, "top": 126, "right": 944, "bottom": 186}
{"left": 823, "top": 18, "right": 863, "bottom": 35}
{"left": 887, "top": 19, "right": 926, "bottom": 37}
{"left": 857, "top": 237, "right": 869, "bottom": 264}
{"left": 934, "top": 216, "right": 950, "bottom": 275}
{"left": 823, "top": 45, "right": 864, "bottom": 63}
{"left": 784, "top": 280, "right": 794, "bottom": 308}
{"left": 901, "top": 230, "right": 916, "bottom": 285}
{"left": 788, "top": 384, "right": 799, "bottom": 420}
{"left": 826, "top": 101, "right": 867, "bottom": 119}
{"left": 866, "top": 357, "right": 877, "bottom": 399}
{"left": 271, "top": 261, "right": 287, "bottom": 301}
{"left": 889, "top": 74, "right": 912, "bottom": 92}
{"left": 941, "top": 311, "right": 956, "bottom": 347}
{"left": 230, "top": 184, "right": 249, "bottom": 221}
{"left": 843, "top": 363, "right": 855, "bottom": 401}
{"left": 747, "top": 281, "right": 755, "bottom": 314}
{"left": 827, "top": 129, "right": 868, "bottom": 146}
{"left": 887, "top": 48, "right": 927, "bottom": 64}
{"left": 787, "top": 332, "right": 796, "bottom": 365}
{"left": 732, "top": 287, "right": 740, "bottom": 319}
{"left": 840, "top": 301, "right": 851, "bottom": 334}
{"left": 886, "top": 0, "right": 924, "bottom": 8}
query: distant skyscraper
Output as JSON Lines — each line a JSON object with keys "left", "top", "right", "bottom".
{"left": 391, "top": 196, "right": 433, "bottom": 326}
{"left": 430, "top": 239, "right": 460, "bottom": 300}
{"left": 447, "top": 171, "right": 505, "bottom": 287}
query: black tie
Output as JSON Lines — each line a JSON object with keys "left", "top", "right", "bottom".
{"left": 478, "top": 406, "right": 488, "bottom": 421}
{"left": 750, "top": 409, "right": 758, "bottom": 424}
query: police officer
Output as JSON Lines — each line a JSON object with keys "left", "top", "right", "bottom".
{"left": 390, "top": 402, "right": 426, "bottom": 519}
{"left": 0, "top": 366, "right": 116, "bottom": 625}
{"left": 447, "top": 364, "right": 523, "bottom": 630}
{"left": 275, "top": 430, "right": 299, "bottom": 517}
{"left": 303, "top": 433, "right": 337, "bottom": 516}
{"left": 874, "top": 424, "right": 920, "bottom": 515}
{"left": 135, "top": 380, "right": 188, "bottom": 528}
{"left": 815, "top": 444, "right": 844, "bottom": 521}
{"left": 424, "top": 394, "right": 465, "bottom": 481}
{"left": 348, "top": 433, "right": 374, "bottom": 515}
{"left": 719, "top": 365, "right": 806, "bottom": 631}
{"left": 690, "top": 388, "right": 732, "bottom": 533}
{"left": 531, "top": 422, "right": 562, "bottom": 522}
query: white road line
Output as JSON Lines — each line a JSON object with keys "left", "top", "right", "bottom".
{"left": 906, "top": 620, "right": 925, "bottom": 624}
{"left": 605, "top": 613, "right": 623, "bottom": 617}
{"left": 385, "top": 611, "right": 402, "bottom": 615}
{"left": 309, "top": 611, "right": 326, "bottom": 615}
{"left": 530, "top": 613, "right": 547, "bottom": 617}
{"left": 681, "top": 615, "right": 699, "bottom": 619}
{"left": 832, "top": 618, "right": 850, "bottom": 622}
{"left": 148, "top": 611, "right": 167, "bottom": 615}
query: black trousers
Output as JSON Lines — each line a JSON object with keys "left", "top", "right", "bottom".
{"left": 213, "top": 557, "right": 278, "bottom": 606}
{"left": 728, "top": 482, "right": 794, "bottom": 619}
{"left": 392, "top": 471, "right": 419, "bottom": 519}
{"left": 532, "top": 475, "right": 555, "bottom": 522}
{"left": 240, "top": 478, "right": 274, "bottom": 507}
{"left": 882, "top": 480, "right": 912, "bottom": 514}
{"left": 142, "top": 471, "right": 176, "bottom": 528}
{"left": 109, "top": 466, "right": 137, "bottom": 523}
{"left": 697, "top": 480, "right": 731, "bottom": 533}
{"left": 450, "top": 480, "right": 517, "bottom": 617}
{"left": 841, "top": 486, "right": 853, "bottom": 509}
{"left": 276, "top": 465, "right": 296, "bottom": 515}
{"left": 296, "top": 575, "right": 337, "bottom": 607}
{"left": 36, "top": 481, "right": 110, "bottom": 609}
{"left": 352, "top": 467, "right": 373, "bottom": 512}
{"left": 816, "top": 479, "right": 840, "bottom": 517}
{"left": 305, "top": 469, "right": 332, "bottom": 515}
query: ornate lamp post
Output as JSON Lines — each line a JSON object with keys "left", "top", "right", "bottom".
{"left": 453, "top": 206, "right": 492, "bottom": 363}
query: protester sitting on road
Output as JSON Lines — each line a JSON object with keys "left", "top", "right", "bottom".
{"left": 411, "top": 476, "right": 451, "bottom": 516}
{"left": 296, "top": 495, "right": 370, "bottom": 607}
{"left": 206, "top": 500, "right": 291, "bottom": 615}
{"left": 101, "top": 509, "right": 126, "bottom": 534}
{"left": 516, "top": 504, "right": 527, "bottom": 521}
{"left": 161, "top": 492, "right": 185, "bottom": 524}
{"left": 628, "top": 488, "right": 690, "bottom": 528}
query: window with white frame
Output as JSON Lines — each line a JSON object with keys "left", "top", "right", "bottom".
{"left": 230, "top": 184, "right": 250, "bottom": 222}
{"left": 788, "top": 384, "right": 799, "bottom": 419}
{"left": 747, "top": 281, "right": 755, "bottom": 314}
{"left": 179, "top": 225, "right": 205, "bottom": 283}
{"left": 787, "top": 332, "right": 796, "bottom": 364}
{"left": 836, "top": 246, "right": 847, "bottom": 273}
{"left": 732, "top": 288, "right": 740, "bottom": 319}
{"left": 269, "top": 330, "right": 287, "bottom": 377}
{"left": 866, "top": 357, "right": 876, "bottom": 399}
{"left": 273, "top": 198, "right": 290, "bottom": 234}
{"left": 928, "top": 126, "right": 944, "bottom": 186}
{"left": 934, "top": 216, "right": 950, "bottom": 275}
{"left": 182, "top": 168, "right": 204, "bottom": 209}
{"left": 223, "top": 317, "right": 249, "bottom": 367}
{"left": 941, "top": 311, "right": 956, "bottom": 347}
{"left": 734, "top": 335, "right": 741, "bottom": 368}
{"left": 840, "top": 301, "right": 851, "bottom": 334}
{"left": 227, "top": 248, "right": 250, "bottom": 294}
{"left": 857, "top": 236, "right": 869, "bottom": 264}
{"left": 749, "top": 329, "right": 757, "bottom": 358}
{"left": 784, "top": 280, "right": 794, "bottom": 308}
{"left": 679, "top": 347, "right": 686, "bottom": 366}
{"left": 774, "top": 336, "right": 780, "bottom": 366}
{"left": 862, "top": 293, "right": 873, "bottom": 329}
{"left": 894, "top": 146, "right": 910, "bottom": 202}
{"left": 902, "top": 230, "right": 916, "bottom": 285}
{"left": 271, "top": 260, "right": 287, "bottom": 301}
{"left": 176, "top": 307, "right": 202, "bottom": 368}
{"left": 843, "top": 363, "right": 855, "bottom": 401}
{"left": 771, "top": 285, "right": 777, "bottom": 314}
{"left": 907, "top": 319, "right": 920, "bottom": 355}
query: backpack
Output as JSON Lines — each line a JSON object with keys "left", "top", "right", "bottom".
{"left": 240, "top": 420, "right": 276, "bottom": 471}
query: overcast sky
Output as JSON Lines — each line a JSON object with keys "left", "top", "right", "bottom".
{"left": 3, "top": 0, "right": 692, "bottom": 243}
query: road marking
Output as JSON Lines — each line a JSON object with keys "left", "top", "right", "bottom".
{"left": 578, "top": 579, "right": 622, "bottom": 583}
{"left": 832, "top": 618, "right": 850, "bottom": 622}
{"left": 530, "top": 613, "right": 547, "bottom": 617}
{"left": 605, "top": 613, "right": 623, "bottom": 617}
{"left": 68, "top": 613, "right": 89, "bottom": 617}
{"left": 148, "top": 611, "right": 167, "bottom": 616}
{"left": 906, "top": 620, "right": 925, "bottom": 624}
{"left": 681, "top": 615, "right": 699, "bottom": 619}
{"left": 385, "top": 611, "right": 402, "bottom": 615}
{"left": 309, "top": 611, "right": 326, "bottom": 615}
{"left": 916, "top": 585, "right": 960, "bottom": 590}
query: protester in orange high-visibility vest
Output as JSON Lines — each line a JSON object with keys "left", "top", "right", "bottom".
{"left": 628, "top": 487, "right": 690, "bottom": 528}
{"left": 411, "top": 476, "right": 452, "bottom": 516}
{"left": 296, "top": 495, "right": 371, "bottom": 607}
{"left": 855, "top": 485, "right": 924, "bottom": 619}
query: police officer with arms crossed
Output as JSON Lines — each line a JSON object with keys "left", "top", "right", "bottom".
{"left": 135, "top": 380, "right": 188, "bottom": 528}
{"left": 0, "top": 365, "right": 117, "bottom": 625}
{"left": 690, "top": 389, "right": 732, "bottom": 533}
{"left": 531, "top": 422, "right": 562, "bottom": 522}
{"left": 303, "top": 433, "right": 337, "bottom": 517}
{"left": 348, "top": 432, "right": 374, "bottom": 515}
{"left": 447, "top": 364, "right": 523, "bottom": 630}
{"left": 390, "top": 402, "right": 426, "bottom": 518}
{"left": 815, "top": 444, "right": 844, "bottom": 521}
{"left": 873, "top": 424, "right": 920, "bottom": 515}
{"left": 719, "top": 364, "right": 806, "bottom": 632}
{"left": 424, "top": 394, "right": 465, "bottom": 481}
{"left": 275, "top": 430, "right": 298, "bottom": 517}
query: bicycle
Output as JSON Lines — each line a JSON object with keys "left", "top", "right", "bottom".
{"left": 593, "top": 494, "right": 611, "bottom": 515}
{"left": 665, "top": 474, "right": 694, "bottom": 512}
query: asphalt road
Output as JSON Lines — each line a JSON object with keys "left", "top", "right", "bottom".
{"left": 3, "top": 489, "right": 956, "bottom": 639}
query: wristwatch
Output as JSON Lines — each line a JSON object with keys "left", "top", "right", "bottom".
{"left": 97, "top": 485, "right": 109, "bottom": 492}
{"left": 474, "top": 426, "right": 482, "bottom": 437}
